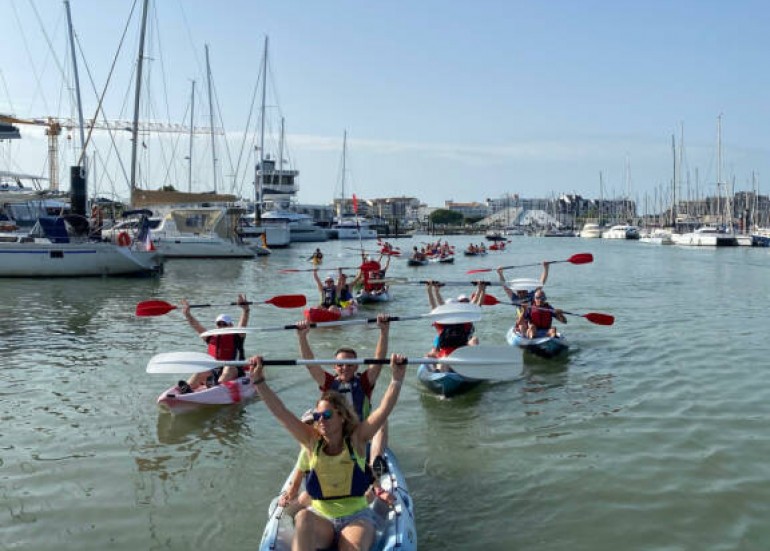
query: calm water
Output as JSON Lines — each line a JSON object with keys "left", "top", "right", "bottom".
{"left": 2, "top": 237, "right": 770, "bottom": 550}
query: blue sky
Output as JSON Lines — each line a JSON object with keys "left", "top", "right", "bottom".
{"left": 2, "top": 0, "right": 769, "bottom": 210}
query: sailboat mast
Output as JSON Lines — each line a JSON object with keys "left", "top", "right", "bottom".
{"left": 188, "top": 79, "right": 195, "bottom": 192}
{"left": 130, "top": 0, "right": 150, "bottom": 192}
{"left": 671, "top": 134, "right": 676, "bottom": 227}
{"left": 256, "top": 36, "right": 268, "bottom": 221}
{"left": 205, "top": 44, "right": 217, "bottom": 194}
{"left": 341, "top": 130, "right": 347, "bottom": 214}
{"left": 717, "top": 114, "right": 722, "bottom": 227}
{"left": 278, "top": 117, "right": 285, "bottom": 192}
{"left": 64, "top": 0, "right": 86, "bottom": 166}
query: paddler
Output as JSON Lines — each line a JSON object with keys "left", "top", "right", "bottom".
{"left": 425, "top": 281, "right": 487, "bottom": 369}
{"left": 524, "top": 289, "right": 566, "bottom": 338}
{"left": 312, "top": 269, "right": 343, "bottom": 315}
{"left": 176, "top": 294, "right": 250, "bottom": 394}
{"left": 295, "top": 313, "right": 392, "bottom": 477}
{"left": 497, "top": 261, "right": 551, "bottom": 335}
{"left": 248, "top": 352, "right": 406, "bottom": 551}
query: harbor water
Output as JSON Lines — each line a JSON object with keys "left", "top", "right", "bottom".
{"left": 2, "top": 237, "right": 770, "bottom": 550}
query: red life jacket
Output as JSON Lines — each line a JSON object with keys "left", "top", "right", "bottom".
{"left": 206, "top": 333, "right": 244, "bottom": 361}
{"left": 527, "top": 306, "right": 553, "bottom": 329}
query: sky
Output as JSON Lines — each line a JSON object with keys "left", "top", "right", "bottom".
{"left": 2, "top": 0, "right": 770, "bottom": 211}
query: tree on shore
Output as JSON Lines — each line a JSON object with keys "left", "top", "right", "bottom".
{"left": 430, "top": 209, "right": 463, "bottom": 225}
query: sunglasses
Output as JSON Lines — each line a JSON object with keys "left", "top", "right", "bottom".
{"left": 534, "top": 295, "right": 546, "bottom": 301}
{"left": 216, "top": 321, "right": 229, "bottom": 327}
{"left": 312, "top": 410, "right": 334, "bottom": 421}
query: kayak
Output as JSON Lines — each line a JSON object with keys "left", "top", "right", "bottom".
{"left": 258, "top": 447, "right": 417, "bottom": 551}
{"left": 505, "top": 326, "right": 569, "bottom": 359}
{"left": 407, "top": 258, "right": 428, "bottom": 267}
{"left": 303, "top": 301, "right": 359, "bottom": 323}
{"left": 357, "top": 288, "right": 391, "bottom": 303}
{"left": 157, "top": 376, "right": 256, "bottom": 414}
{"left": 417, "top": 364, "right": 484, "bottom": 397}
{"left": 463, "top": 250, "right": 487, "bottom": 256}
{"left": 429, "top": 255, "right": 454, "bottom": 264}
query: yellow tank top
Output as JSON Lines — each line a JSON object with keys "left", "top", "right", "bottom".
{"left": 308, "top": 443, "right": 368, "bottom": 518}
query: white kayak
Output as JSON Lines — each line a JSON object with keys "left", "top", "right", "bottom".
{"left": 156, "top": 376, "right": 257, "bottom": 414}
{"left": 259, "top": 447, "right": 417, "bottom": 551}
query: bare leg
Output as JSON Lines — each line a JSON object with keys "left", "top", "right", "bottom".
{"left": 293, "top": 509, "right": 335, "bottom": 551}
{"left": 337, "top": 519, "right": 375, "bottom": 551}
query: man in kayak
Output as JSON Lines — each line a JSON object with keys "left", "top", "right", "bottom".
{"left": 295, "top": 314, "right": 391, "bottom": 476}
{"left": 524, "top": 289, "right": 567, "bottom": 338}
{"left": 425, "top": 281, "right": 487, "bottom": 368}
{"left": 309, "top": 248, "right": 323, "bottom": 266}
{"left": 176, "top": 294, "right": 250, "bottom": 394}
{"left": 497, "top": 261, "right": 551, "bottom": 334}
{"left": 353, "top": 254, "right": 391, "bottom": 296}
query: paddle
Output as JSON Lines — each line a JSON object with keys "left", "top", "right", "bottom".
{"left": 370, "top": 278, "right": 507, "bottom": 287}
{"left": 198, "top": 304, "right": 484, "bottom": 338}
{"left": 507, "top": 303, "right": 614, "bottom": 326}
{"left": 465, "top": 252, "right": 594, "bottom": 275}
{"left": 279, "top": 266, "right": 356, "bottom": 274}
{"left": 146, "top": 345, "right": 516, "bottom": 374}
{"left": 135, "top": 295, "right": 307, "bottom": 317}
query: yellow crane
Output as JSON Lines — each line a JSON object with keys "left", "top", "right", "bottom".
{"left": 0, "top": 114, "right": 220, "bottom": 191}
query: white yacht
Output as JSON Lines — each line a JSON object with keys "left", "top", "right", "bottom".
{"left": 330, "top": 215, "right": 377, "bottom": 240}
{"left": 262, "top": 209, "right": 328, "bottom": 242}
{"left": 671, "top": 226, "right": 738, "bottom": 247}
{"left": 602, "top": 224, "right": 640, "bottom": 240}
{"left": 579, "top": 222, "right": 603, "bottom": 239}
{"left": 238, "top": 212, "right": 291, "bottom": 248}
{"left": 639, "top": 228, "right": 674, "bottom": 245}
{"left": 150, "top": 207, "right": 267, "bottom": 257}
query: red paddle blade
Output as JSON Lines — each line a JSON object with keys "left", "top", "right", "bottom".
{"left": 279, "top": 269, "right": 305, "bottom": 274}
{"left": 482, "top": 294, "right": 500, "bottom": 306}
{"left": 265, "top": 294, "right": 307, "bottom": 308}
{"left": 568, "top": 253, "right": 594, "bottom": 265}
{"left": 466, "top": 268, "right": 493, "bottom": 275}
{"left": 584, "top": 312, "right": 614, "bottom": 325}
{"left": 135, "top": 300, "right": 177, "bottom": 317}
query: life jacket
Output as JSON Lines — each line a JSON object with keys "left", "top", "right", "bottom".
{"left": 435, "top": 322, "right": 474, "bottom": 353}
{"left": 339, "top": 285, "right": 353, "bottom": 302}
{"left": 321, "top": 284, "right": 337, "bottom": 307}
{"left": 329, "top": 374, "right": 371, "bottom": 421}
{"left": 360, "top": 260, "right": 381, "bottom": 291}
{"left": 206, "top": 333, "right": 245, "bottom": 361}
{"left": 527, "top": 305, "right": 553, "bottom": 329}
{"left": 304, "top": 437, "right": 370, "bottom": 518}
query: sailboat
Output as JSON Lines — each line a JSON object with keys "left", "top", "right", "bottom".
{"left": 0, "top": 0, "right": 163, "bottom": 277}
{"left": 330, "top": 131, "right": 377, "bottom": 240}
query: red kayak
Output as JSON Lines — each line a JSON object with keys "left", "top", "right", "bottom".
{"left": 303, "top": 301, "right": 359, "bottom": 323}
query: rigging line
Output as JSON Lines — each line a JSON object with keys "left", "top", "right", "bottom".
{"left": 13, "top": 0, "right": 53, "bottom": 115}
{"left": 0, "top": 69, "right": 17, "bottom": 115}
{"left": 209, "top": 75, "right": 237, "bottom": 194}
{"left": 233, "top": 55, "right": 263, "bottom": 194}
{"left": 73, "top": 0, "right": 138, "bottom": 182}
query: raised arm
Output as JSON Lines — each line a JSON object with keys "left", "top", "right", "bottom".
{"left": 312, "top": 269, "right": 323, "bottom": 293}
{"left": 295, "top": 321, "right": 326, "bottom": 386}
{"left": 365, "top": 314, "right": 390, "bottom": 386}
{"left": 540, "top": 261, "right": 551, "bottom": 285}
{"left": 250, "top": 358, "right": 316, "bottom": 448}
{"left": 356, "top": 354, "right": 407, "bottom": 444}
{"left": 497, "top": 267, "right": 514, "bottom": 301}
{"left": 236, "top": 294, "right": 250, "bottom": 327}
{"left": 471, "top": 282, "right": 488, "bottom": 306}
{"left": 181, "top": 299, "right": 207, "bottom": 336}
{"left": 425, "top": 281, "right": 439, "bottom": 310}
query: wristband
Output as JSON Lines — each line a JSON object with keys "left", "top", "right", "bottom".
{"left": 252, "top": 377, "right": 265, "bottom": 385}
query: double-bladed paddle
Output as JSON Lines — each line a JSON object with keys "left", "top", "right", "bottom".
{"left": 197, "top": 303, "right": 484, "bottom": 338}
{"left": 135, "top": 295, "right": 307, "bottom": 317}
{"left": 465, "top": 252, "right": 594, "bottom": 275}
{"left": 146, "top": 345, "right": 517, "bottom": 375}
{"left": 504, "top": 303, "right": 614, "bottom": 326}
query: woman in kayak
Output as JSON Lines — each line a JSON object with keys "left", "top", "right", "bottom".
{"left": 249, "top": 353, "right": 407, "bottom": 551}
{"left": 312, "top": 269, "right": 343, "bottom": 314}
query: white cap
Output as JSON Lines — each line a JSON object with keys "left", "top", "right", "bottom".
{"left": 215, "top": 314, "right": 233, "bottom": 325}
{"left": 325, "top": 272, "right": 336, "bottom": 281}
{"left": 457, "top": 294, "right": 470, "bottom": 303}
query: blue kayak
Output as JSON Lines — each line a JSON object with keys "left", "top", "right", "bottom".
{"left": 505, "top": 326, "right": 569, "bottom": 359}
{"left": 259, "top": 447, "right": 417, "bottom": 551}
{"left": 417, "top": 363, "right": 485, "bottom": 398}
{"left": 356, "top": 288, "right": 391, "bottom": 303}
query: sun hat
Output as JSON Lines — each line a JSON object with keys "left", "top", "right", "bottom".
{"left": 215, "top": 314, "right": 233, "bottom": 325}
{"left": 456, "top": 294, "right": 470, "bottom": 303}
{"left": 325, "top": 272, "right": 335, "bottom": 281}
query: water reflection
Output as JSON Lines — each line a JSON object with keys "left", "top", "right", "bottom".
{"left": 155, "top": 406, "right": 253, "bottom": 447}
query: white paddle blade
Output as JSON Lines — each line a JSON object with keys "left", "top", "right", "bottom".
{"left": 507, "top": 278, "right": 543, "bottom": 292}
{"left": 428, "top": 302, "right": 482, "bottom": 324}
{"left": 437, "top": 345, "right": 521, "bottom": 380}
{"left": 200, "top": 327, "right": 253, "bottom": 338}
{"left": 146, "top": 351, "right": 246, "bottom": 374}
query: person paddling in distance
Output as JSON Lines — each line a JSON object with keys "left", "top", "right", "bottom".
{"left": 248, "top": 353, "right": 407, "bottom": 551}
{"left": 309, "top": 248, "right": 324, "bottom": 266}
{"left": 524, "top": 289, "right": 567, "bottom": 338}
{"left": 312, "top": 268, "right": 343, "bottom": 315}
{"left": 295, "top": 314, "right": 391, "bottom": 473}
{"left": 497, "top": 261, "right": 551, "bottom": 335}
{"left": 177, "top": 294, "right": 250, "bottom": 394}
